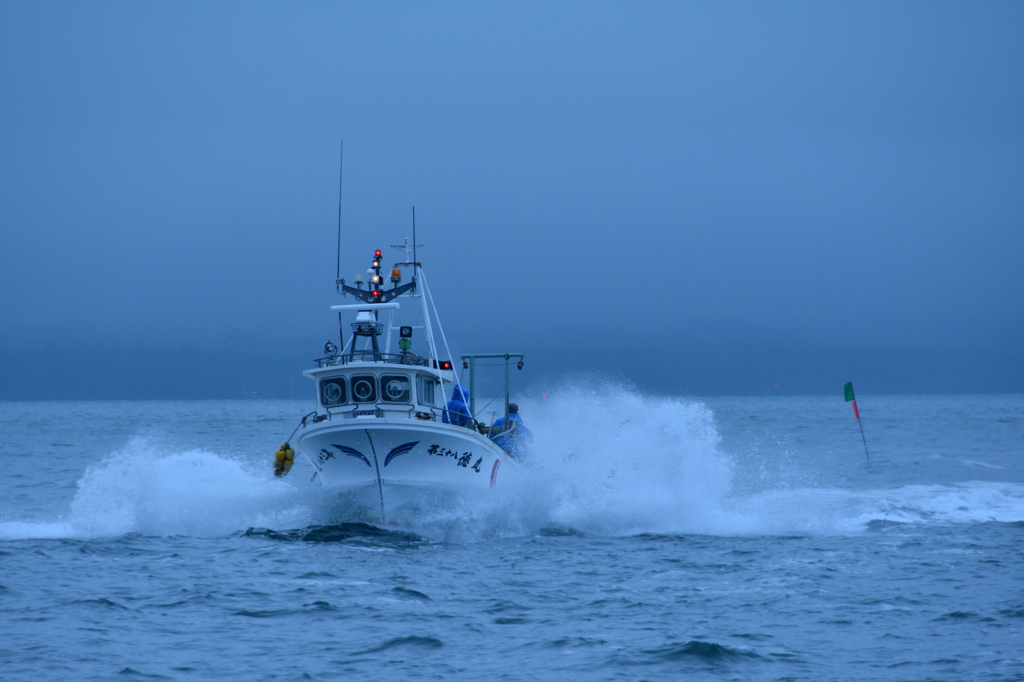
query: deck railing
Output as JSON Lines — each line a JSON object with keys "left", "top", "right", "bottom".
{"left": 315, "top": 351, "right": 433, "bottom": 368}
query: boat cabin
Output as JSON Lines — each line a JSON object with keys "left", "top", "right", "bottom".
{"left": 304, "top": 360, "right": 450, "bottom": 421}
{"left": 302, "top": 245, "right": 520, "bottom": 434}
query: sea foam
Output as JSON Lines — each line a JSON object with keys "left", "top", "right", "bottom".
{"left": 2, "top": 386, "right": 1022, "bottom": 541}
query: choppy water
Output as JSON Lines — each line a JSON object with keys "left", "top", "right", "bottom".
{"left": 1, "top": 391, "right": 1022, "bottom": 680}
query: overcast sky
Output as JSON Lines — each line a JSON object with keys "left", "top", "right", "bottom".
{"left": 2, "top": 2, "right": 1022, "bottom": 394}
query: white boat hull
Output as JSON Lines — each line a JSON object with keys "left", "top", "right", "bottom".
{"left": 295, "top": 418, "right": 514, "bottom": 494}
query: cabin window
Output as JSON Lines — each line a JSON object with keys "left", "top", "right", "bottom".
{"left": 417, "top": 375, "right": 436, "bottom": 406}
{"left": 380, "top": 374, "right": 411, "bottom": 403}
{"left": 351, "top": 375, "right": 377, "bottom": 403}
{"left": 321, "top": 378, "right": 347, "bottom": 406}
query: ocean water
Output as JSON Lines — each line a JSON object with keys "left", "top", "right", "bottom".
{"left": 1, "top": 390, "right": 1022, "bottom": 681}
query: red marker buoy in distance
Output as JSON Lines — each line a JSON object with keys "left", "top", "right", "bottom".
{"left": 844, "top": 382, "right": 869, "bottom": 460}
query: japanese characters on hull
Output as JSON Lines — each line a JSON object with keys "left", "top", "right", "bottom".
{"left": 427, "top": 444, "right": 483, "bottom": 472}
{"left": 307, "top": 439, "right": 487, "bottom": 477}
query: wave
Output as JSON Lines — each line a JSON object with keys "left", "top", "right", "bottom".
{"left": 0, "top": 437, "right": 323, "bottom": 540}
{"left": 1, "top": 385, "right": 1022, "bottom": 541}
{"left": 482, "top": 385, "right": 1024, "bottom": 537}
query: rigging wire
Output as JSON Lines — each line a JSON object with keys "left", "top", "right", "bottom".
{"left": 420, "top": 269, "right": 465, "bottom": 397}
{"left": 474, "top": 390, "right": 507, "bottom": 418}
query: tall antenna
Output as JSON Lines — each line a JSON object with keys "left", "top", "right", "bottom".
{"left": 335, "top": 141, "right": 344, "bottom": 344}
{"left": 412, "top": 206, "right": 417, "bottom": 267}
{"left": 335, "top": 141, "right": 344, "bottom": 288}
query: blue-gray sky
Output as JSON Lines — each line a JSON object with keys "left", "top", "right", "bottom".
{"left": 1, "top": 2, "right": 1022, "bottom": 397}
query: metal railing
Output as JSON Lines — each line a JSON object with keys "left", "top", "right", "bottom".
{"left": 315, "top": 351, "right": 433, "bottom": 368}
{"left": 297, "top": 404, "right": 517, "bottom": 435}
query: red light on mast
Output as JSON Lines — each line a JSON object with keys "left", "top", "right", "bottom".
{"left": 374, "top": 249, "right": 381, "bottom": 258}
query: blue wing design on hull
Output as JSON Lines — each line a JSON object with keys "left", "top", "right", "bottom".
{"left": 331, "top": 444, "right": 372, "bottom": 468}
{"left": 384, "top": 441, "right": 420, "bottom": 467}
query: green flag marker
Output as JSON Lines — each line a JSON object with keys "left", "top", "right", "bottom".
{"left": 844, "top": 381, "right": 869, "bottom": 460}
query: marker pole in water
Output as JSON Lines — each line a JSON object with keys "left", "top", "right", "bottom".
{"left": 844, "top": 382, "right": 869, "bottom": 460}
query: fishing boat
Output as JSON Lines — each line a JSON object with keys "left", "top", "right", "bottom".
{"left": 281, "top": 239, "right": 526, "bottom": 519}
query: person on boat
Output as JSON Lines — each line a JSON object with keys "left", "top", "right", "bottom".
{"left": 442, "top": 385, "right": 472, "bottom": 427}
{"left": 489, "top": 403, "right": 532, "bottom": 460}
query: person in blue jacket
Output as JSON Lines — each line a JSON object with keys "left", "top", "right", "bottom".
{"left": 489, "top": 403, "right": 532, "bottom": 460}
{"left": 442, "top": 385, "right": 472, "bottom": 427}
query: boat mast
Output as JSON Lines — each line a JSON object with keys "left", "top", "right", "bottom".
{"left": 389, "top": 233, "right": 433, "bottom": 364}
{"left": 411, "top": 207, "right": 436, "bottom": 368}
{"left": 335, "top": 141, "right": 344, "bottom": 292}
{"left": 334, "top": 141, "right": 345, "bottom": 345}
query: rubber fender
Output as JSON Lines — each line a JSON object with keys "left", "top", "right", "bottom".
{"left": 273, "top": 442, "right": 295, "bottom": 477}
